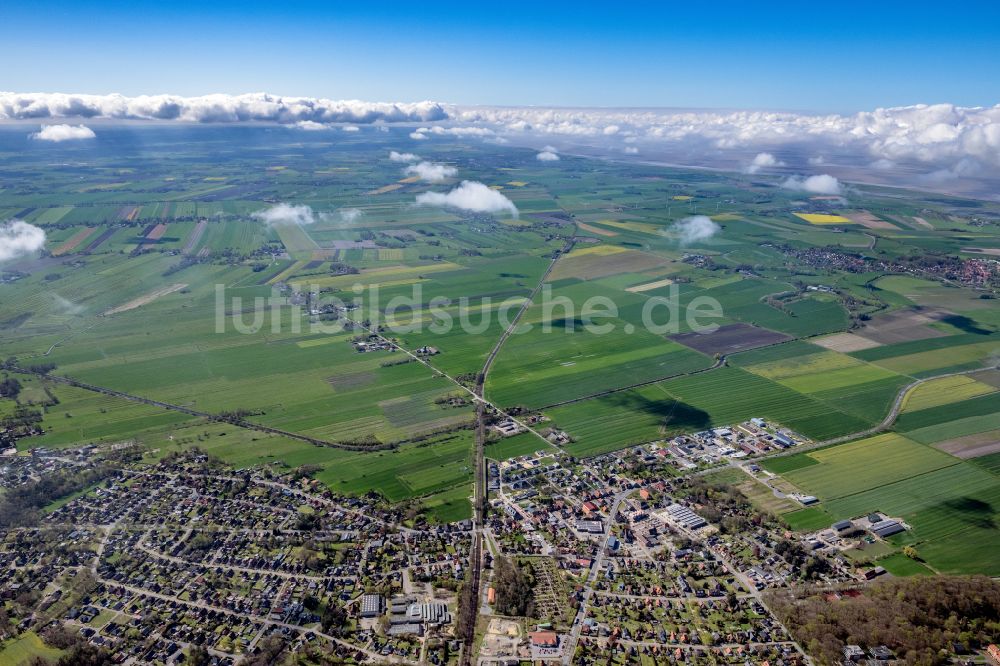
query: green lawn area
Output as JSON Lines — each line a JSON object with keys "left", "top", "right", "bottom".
{"left": 876, "top": 553, "right": 934, "bottom": 576}
{"left": 42, "top": 481, "right": 101, "bottom": 514}
{"left": 419, "top": 482, "right": 473, "bottom": 523}
{"left": 763, "top": 453, "right": 820, "bottom": 475}
{"left": 733, "top": 477, "right": 799, "bottom": 515}
{"left": 782, "top": 507, "right": 833, "bottom": 531}
{"left": 0, "top": 632, "right": 65, "bottom": 666}
{"left": 485, "top": 432, "right": 552, "bottom": 461}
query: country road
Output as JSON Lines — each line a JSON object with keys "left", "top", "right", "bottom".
{"left": 771, "top": 362, "right": 1000, "bottom": 456}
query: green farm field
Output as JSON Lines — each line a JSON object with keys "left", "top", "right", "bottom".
{"left": 2, "top": 123, "right": 1000, "bottom": 555}
{"left": 763, "top": 431, "right": 1000, "bottom": 574}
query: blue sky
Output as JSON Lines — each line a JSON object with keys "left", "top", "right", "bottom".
{"left": 3, "top": 0, "right": 999, "bottom": 111}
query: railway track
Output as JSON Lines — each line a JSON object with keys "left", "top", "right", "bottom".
{"left": 458, "top": 239, "right": 574, "bottom": 666}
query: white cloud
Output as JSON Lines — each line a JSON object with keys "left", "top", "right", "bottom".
{"left": 31, "top": 124, "right": 95, "bottom": 142}
{"left": 672, "top": 215, "right": 720, "bottom": 246}
{"left": 782, "top": 174, "right": 843, "bottom": 195}
{"left": 536, "top": 150, "right": 560, "bottom": 161}
{"left": 808, "top": 155, "right": 826, "bottom": 166}
{"left": 338, "top": 208, "right": 363, "bottom": 224}
{"left": 6, "top": 93, "right": 1000, "bottom": 191}
{"left": 342, "top": 125, "right": 360, "bottom": 132}
{"left": 452, "top": 103, "right": 1000, "bottom": 186}
{"left": 389, "top": 151, "right": 419, "bottom": 162}
{"left": 0, "top": 220, "right": 46, "bottom": 261}
{"left": 416, "top": 181, "right": 518, "bottom": 217}
{"left": 405, "top": 161, "right": 458, "bottom": 183}
{"left": 744, "top": 152, "right": 783, "bottom": 174}
{"left": 252, "top": 203, "right": 316, "bottom": 226}
{"left": 423, "top": 125, "right": 495, "bottom": 137}
{"left": 294, "top": 120, "right": 331, "bottom": 131}
{"left": 1, "top": 92, "right": 446, "bottom": 124}
{"left": 919, "top": 158, "right": 982, "bottom": 185}
{"left": 624, "top": 146, "right": 639, "bottom": 154}
{"left": 51, "top": 293, "right": 84, "bottom": 315}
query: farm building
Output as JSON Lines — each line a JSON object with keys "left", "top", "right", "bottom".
{"left": 864, "top": 566, "right": 887, "bottom": 580}
{"left": 774, "top": 432, "right": 795, "bottom": 447}
{"left": 870, "top": 520, "right": 905, "bottom": 538}
{"left": 493, "top": 420, "right": 523, "bottom": 437}
{"left": 832, "top": 520, "right": 854, "bottom": 533}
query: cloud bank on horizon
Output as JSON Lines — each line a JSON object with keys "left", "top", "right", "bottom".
{"left": 452, "top": 104, "right": 1000, "bottom": 169}
{"left": 1, "top": 92, "right": 446, "bottom": 124}
{"left": 5, "top": 92, "right": 1000, "bottom": 193}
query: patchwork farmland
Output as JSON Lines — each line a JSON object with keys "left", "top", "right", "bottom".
{"left": 1, "top": 123, "right": 998, "bottom": 549}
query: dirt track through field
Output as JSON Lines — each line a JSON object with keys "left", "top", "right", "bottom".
{"left": 103, "top": 283, "right": 187, "bottom": 315}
